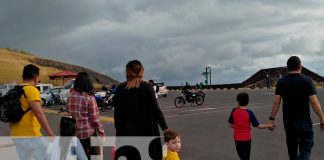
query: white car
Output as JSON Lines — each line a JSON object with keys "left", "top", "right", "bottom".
{"left": 155, "top": 82, "right": 168, "bottom": 97}
{"left": 62, "top": 79, "right": 75, "bottom": 104}
{"left": 0, "top": 83, "right": 16, "bottom": 96}
{"left": 41, "top": 86, "right": 68, "bottom": 106}
{"left": 36, "top": 83, "right": 53, "bottom": 94}
{"left": 95, "top": 91, "right": 106, "bottom": 98}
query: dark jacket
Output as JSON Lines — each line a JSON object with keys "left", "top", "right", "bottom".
{"left": 113, "top": 81, "right": 168, "bottom": 159}
{"left": 113, "top": 81, "right": 168, "bottom": 135}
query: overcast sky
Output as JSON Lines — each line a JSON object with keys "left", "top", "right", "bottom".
{"left": 1, "top": 0, "right": 324, "bottom": 85}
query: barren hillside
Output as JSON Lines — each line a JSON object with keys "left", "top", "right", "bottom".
{"left": 0, "top": 48, "right": 119, "bottom": 86}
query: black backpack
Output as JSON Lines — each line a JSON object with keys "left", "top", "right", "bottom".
{"left": 0, "top": 85, "right": 31, "bottom": 123}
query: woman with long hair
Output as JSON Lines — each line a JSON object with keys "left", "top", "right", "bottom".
{"left": 66, "top": 72, "right": 105, "bottom": 159}
{"left": 113, "top": 60, "right": 169, "bottom": 159}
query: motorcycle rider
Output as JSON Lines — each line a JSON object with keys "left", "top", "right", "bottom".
{"left": 101, "top": 84, "right": 114, "bottom": 111}
{"left": 182, "top": 82, "right": 192, "bottom": 101}
{"left": 107, "top": 84, "right": 116, "bottom": 102}
{"left": 149, "top": 80, "right": 158, "bottom": 99}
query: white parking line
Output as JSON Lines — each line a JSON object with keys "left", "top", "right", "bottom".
{"left": 181, "top": 108, "right": 216, "bottom": 112}
{"left": 165, "top": 105, "right": 272, "bottom": 118}
{"left": 163, "top": 106, "right": 177, "bottom": 109}
{"left": 161, "top": 103, "right": 261, "bottom": 111}
{"left": 262, "top": 93, "right": 275, "bottom": 95}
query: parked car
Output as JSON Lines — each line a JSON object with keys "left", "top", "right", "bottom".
{"left": 36, "top": 83, "right": 53, "bottom": 94}
{"left": 41, "top": 86, "right": 69, "bottom": 106}
{"left": 0, "top": 83, "right": 16, "bottom": 97}
{"left": 95, "top": 91, "right": 106, "bottom": 98}
{"left": 155, "top": 82, "right": 168, "bottom": 97}
{"left": 62, "top": 79, "right": 75, "bottom": 104}
{"left": 63, "top": 79, "right": 75, "bottom": 90}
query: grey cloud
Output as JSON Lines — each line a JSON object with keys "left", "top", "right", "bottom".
{"left": 1, "top": 0, "right": 324, "bottom": 85}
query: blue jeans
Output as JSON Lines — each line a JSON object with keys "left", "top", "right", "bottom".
{"left": 13, "top": 137, "right": 49, "bottom": 160}
{"left": 284, "top": 121, "right": 314, "bottom": 160}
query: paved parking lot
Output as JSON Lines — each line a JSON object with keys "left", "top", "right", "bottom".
{"left": 155, "top": 89, "right": 324, "bottom": 160}
{"left": 1, "top": 89, "right": 324, "bottom": 159}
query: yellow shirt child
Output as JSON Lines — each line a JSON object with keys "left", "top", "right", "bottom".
{"left": 164, "top": 150, "right": 180, "bottom": 160}
{"left": 163, "top": 130, "right": 181, "bottom": 160}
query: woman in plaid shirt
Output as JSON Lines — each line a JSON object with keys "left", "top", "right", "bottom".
{"left": 66, "top": 72, "right": 105, "bottom": 159}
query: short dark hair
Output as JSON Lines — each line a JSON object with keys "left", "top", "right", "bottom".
{"left": 287, "top": 56, "right": 301, "bottom": 71}
{"left": 101, "top": 85, "right": 108, "bottom": 91}
{"left": 22, "top": 64, "right": 39, "bottom": 80}
{"left": 59, "top": 116, "right": 76, "bottom": 160}
{"left": 237, "top": 92, "right": 249, "bottom": 106}
{"left": 148, "top": 80, "right": 154, "bottom": 83}
{"left": 164, "top": 130, "right": 180, "bottom": 142}
{"left": 60, "top": 116, "right": 76, "bottom": 136}
{"left": 74, "top": 72, "right": 94, "bottom": 95}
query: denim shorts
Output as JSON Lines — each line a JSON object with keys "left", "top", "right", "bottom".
{"left": 13, "top": 137, "right": 49, "bottom": 160}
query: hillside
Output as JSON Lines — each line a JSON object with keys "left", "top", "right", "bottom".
{"left": 0, "top": 48, "right": 119, "bottom": 86}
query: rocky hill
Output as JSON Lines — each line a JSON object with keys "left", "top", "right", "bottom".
{"left": 33, "top": 58, "right": 118, "bottom": 85}
{"left": 0, "top": 48, "right": 119, "bottom": 86}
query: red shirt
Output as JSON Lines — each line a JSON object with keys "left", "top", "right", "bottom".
{"left": 66, "top": 90, "right": 105, "bottom": 139}
{"left": 228, "top": 108, "right": 260, "bottom": 141}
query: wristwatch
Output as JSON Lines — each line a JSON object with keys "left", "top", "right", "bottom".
{"left": 269, "top": 116, "right": 275, "bottom": 121}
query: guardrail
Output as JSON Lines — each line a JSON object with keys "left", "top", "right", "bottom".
{"left": 168, "top": 83, "right": 243, "bottom": 90}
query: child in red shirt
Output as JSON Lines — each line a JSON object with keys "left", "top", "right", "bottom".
{"left": 228, "top": 92, "right": 275, "bottom": 160}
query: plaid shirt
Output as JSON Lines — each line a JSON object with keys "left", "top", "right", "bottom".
{"left": 66, "top": 90, "right": 105, "bottom": 139}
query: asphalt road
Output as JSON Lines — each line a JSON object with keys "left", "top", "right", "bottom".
{"left": 159, "top": 89, "right": 324, "bottom": 160}
{"left": 1, "top": 89, "right": 324, "bottom": 160}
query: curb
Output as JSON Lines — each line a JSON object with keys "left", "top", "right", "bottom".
{"left": 44, "top": 109, "right": 114, "bottom": 123}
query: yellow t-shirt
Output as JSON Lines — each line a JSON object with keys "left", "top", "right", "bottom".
{"left": 163, "top": 151, "right": 180, "bottom": 160}
{"left": 10, "top": 84, "right": 42, "bottom": 136}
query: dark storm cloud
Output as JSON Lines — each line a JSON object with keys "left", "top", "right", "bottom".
{"left": 1, "top": 0, "right": 324, "bottom": 85}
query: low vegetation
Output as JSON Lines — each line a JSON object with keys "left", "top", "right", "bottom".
{"left": 0, "top": 48, "right": 118, "bottom": 87}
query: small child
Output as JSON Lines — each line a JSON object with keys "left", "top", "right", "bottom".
{"left": 228, "top": 92, "right": 274, "bottom": 160}
{"left": 47, "top": 115, "right": 88, "bottom": 160}
{"left": 163, "top": 130, "right": 181, "bottom": 160}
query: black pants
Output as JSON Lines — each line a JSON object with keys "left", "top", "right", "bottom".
{"left": 284, "top": 121, "right": 314, "bottom": 160}
{"left": 79, "top": 134, "right": 100, "bottom": 160}
{"left": 235, "top": 140, "right": 251, "bottom": 160}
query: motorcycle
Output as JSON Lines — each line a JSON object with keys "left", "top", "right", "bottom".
{"left": 174, "top": 89, "right": 204, "bottom": 108}
{"left": 100, "top": 91, "right": 114, "bottom": 112}
{"left": 45, "top": 92, "right": 61, "bottom": 107}
{"left": 95, "top": 94, "right": 104, "bottom": 109}
{"left": 197, "top": 90, "right": 205, "bottom": 98}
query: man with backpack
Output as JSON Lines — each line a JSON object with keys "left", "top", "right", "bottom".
{"left": 10, "top": 64, "right": 55, "bottom": 159}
